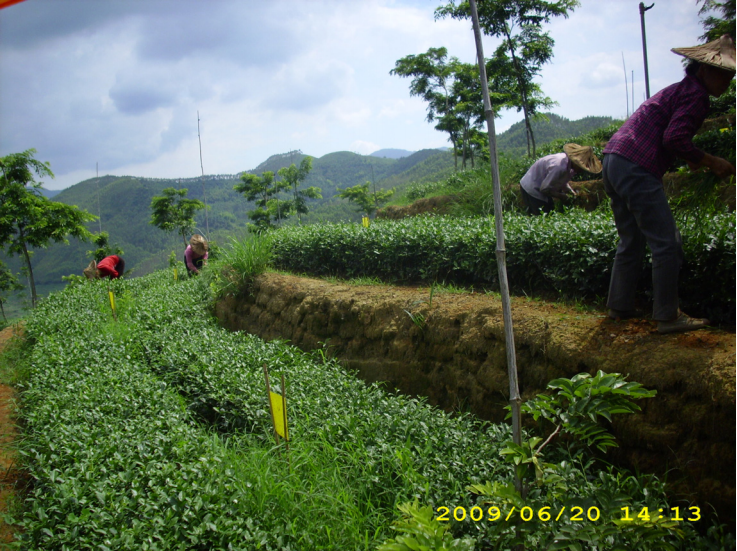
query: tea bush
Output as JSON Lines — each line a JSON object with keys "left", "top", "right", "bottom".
{"left": 270, "top": 211, "right": 735, "bottom": 323}
{"left": 13, "top": 272, "right": 733, "bottom": 549}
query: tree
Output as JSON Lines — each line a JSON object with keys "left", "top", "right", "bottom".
{"left": 277, "top": 157, "right": 320, "bottom": 223}
{"left": 391, "top": 51, "right": 507, "bottom": 169}
{"left": 391, "top": 48, "right": 462, "bottom": 169}
{"left": 436, "top": 0, "right": 578, "bottom": 157}
{"left": 698, "top": 0, "right": 735, "bottom": 41}
{"left": 0, "top": 261, "right": 23, "bottom": 323}
{"left": 0, "top": 149, "right": 97, "bottom": 307}
{"left": 149, "top": 187, "right": 205, "bottom": 245}
{"left": 87, "top": 232, "right": 124, "bottom": 263}
{"left": 234, "top": 171, "right": 290, "bottom": 232}
{"left": 336, "top": 182, "right": 395, "bottom": 216}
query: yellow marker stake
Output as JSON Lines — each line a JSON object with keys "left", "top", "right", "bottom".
{"left": 269, "top": 390, "right": 289, "bottom": 440}
{"left": 108, "top": 289, "right": 117, "bottom": 321}
{"left": 362, "top": 215, "right": 369, "bottom": 228}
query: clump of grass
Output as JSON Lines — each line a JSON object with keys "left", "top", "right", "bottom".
{"left": 0, "top": 324, "right": 30, "bottom": 386}
{"left": 204, "top": 233, "right": 273, "bottom": 298}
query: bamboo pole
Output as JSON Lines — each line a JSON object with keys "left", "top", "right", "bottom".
{"left": 468, "top": 0, "right": 522, "bottom": 490}
{"left": 197, "top": 111, "right": 210, "bottom": 240}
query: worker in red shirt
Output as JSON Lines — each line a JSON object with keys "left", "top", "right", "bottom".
{"left": 603, "top": 35, "right": 735, "bottom": 334}
{"left": 96, "top": 255, "right": 125, "bottom": 279}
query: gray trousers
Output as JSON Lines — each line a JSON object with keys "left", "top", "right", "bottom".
{"left": 603, "top": 154, "right": 682, "bottom": 321}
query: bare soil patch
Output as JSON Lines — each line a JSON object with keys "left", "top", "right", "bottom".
{"left": 0, "top": 325, "right": 26, "bottom": 548}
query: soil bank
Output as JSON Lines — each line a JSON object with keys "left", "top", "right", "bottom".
{"left": 215, "top": 272, "right": 735, "bottom": 522}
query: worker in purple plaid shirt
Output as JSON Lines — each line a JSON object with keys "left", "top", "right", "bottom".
{"left": 603, "top": 35, "right": 735, "bottom": 334}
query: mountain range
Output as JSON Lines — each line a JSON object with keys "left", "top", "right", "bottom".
{"left": 2, "top": 113, "right": 615, "bottom": 303}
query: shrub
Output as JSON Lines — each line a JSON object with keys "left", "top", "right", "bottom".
{"left": 269, "top": 211, "right": 735, "bottom": 323}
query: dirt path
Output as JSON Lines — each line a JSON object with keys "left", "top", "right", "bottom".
{"left": 0, "top": 325, "right": 25, "bottom": 548}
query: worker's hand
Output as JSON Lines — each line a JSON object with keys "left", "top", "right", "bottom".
{"left": 700, "top": 153, "right": 736, "bottom": 179}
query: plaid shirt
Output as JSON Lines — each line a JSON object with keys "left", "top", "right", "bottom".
{"left": 604, "top": 74, "right": 709, "bottom": 178}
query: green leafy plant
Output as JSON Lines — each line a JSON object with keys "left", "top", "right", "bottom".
{"left": 377, "top": 501, "right": 475, "bottom": 551}
{"left": 149, "top": 187, "right": 206, "bottom": 245}
{"left": 204, "top": 234, "right": 273, "bottom": 299}
{"left": 269, "top": 211, "right": 735, "bottom": 323}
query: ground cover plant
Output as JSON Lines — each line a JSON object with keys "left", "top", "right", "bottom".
{"left": 270, "top": 210, "right": 735, "bottom": 324}
{"left": 10, "top": 270, "right": 734, "bottom": 549}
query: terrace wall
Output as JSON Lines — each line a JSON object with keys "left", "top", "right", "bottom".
{"left": 215, "top": 272, "right": 736, "bottom": 522}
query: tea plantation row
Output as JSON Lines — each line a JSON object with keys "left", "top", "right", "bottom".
{"left": 13, "top": 271, "right": 730, "bottom": 549}
{"left": 270, "top": 211, "right": 735, "bottom": 323}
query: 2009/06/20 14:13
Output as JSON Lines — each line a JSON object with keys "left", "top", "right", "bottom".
{"left": 435, "top": 505, "right": 702, "bottom": 523}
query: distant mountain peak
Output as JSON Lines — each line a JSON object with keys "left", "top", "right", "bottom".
{"left": 369, "top": 148, "right": 414, "bottom": 160}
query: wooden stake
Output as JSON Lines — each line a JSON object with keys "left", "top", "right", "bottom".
{"left": 263, "top": 364, "right": 280, "bottom": 447}
{"left": 281, "top": 373, "right": 291, "bottom": 470}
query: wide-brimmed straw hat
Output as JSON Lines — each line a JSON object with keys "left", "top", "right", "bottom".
{"left": 563, "top": 143, "right": 602, "bottom": 174}
{"left": 671, "top": 34, "right": 736, "bottom": 72}
{"left": 190, "top": 234, "right": 208, "bottom": 255}
{"left": 83, "top": 259, "right": 100, "bottom": 280}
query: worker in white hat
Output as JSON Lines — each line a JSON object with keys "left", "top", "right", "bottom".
{"left": 519, "top": 143, "right": 602, "bottom": 215}
{"left": 602, "top": 35, "right": 735, "bottom": 333}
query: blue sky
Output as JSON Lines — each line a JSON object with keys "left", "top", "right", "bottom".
{"left": 0, "top": 0, "right": 707, "bottom": 190}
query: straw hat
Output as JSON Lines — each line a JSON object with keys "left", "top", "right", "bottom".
{"left": 563, "top": 143, "right": 602, "bottom": 174}
{"left": 190, "top": 234, "right": 208, "bottom": 255}
{"left": 83, "top": 259, "right": 100, "bottom": 280}
{"left": 671, "top": 34, "right": 736, "bottom": 72}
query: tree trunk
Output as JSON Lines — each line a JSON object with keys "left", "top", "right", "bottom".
{"left": 450, "top": 135, "right": 458, "bottom": 171}
{"left": 0, "top": 300, "right": 6, "bottom": 323}
{"left": 504, "top": 26, "right": 536, "bottom": 157}
{"left": 18, "top": 226, "right": 37, "bottom": 308}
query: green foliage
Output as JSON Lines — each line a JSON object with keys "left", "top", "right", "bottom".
{"left": 270, "top": 211, "right": 735, "bottom": 323}
{"left": 86, "top": 231, "right": 124, "bottom": 263}
{"left": 517, "top": 371, "right": 656, "bottom": 456}
{"left": 0, "top": 260, "right": 23, "bottom": 322}
{"left": 13, "top": 270, "right": 731, "bottom": 549}
{"left": 496, "top": 114, "right": 617, "bottom": 159}
{"left": 203, "top": 234, "right": 273, "bottom": 298}
{"left": 698, "top": 0, "right": 735, "bottom": 42}
{"left": 278, "top": 156, "right": 320, "bottom": 223}
{"left": 435, "top": 0, "right": 580, "bottom": 157}
{"left": 149, "top": 187, "right": 205, "bottom": 245}
{"left": 0, "top": 149, "right": 96, "bottom": 306}
{"left": 708, "top": 79, "right": 736, "bottom": 116}
{"left": 234, "top": 171, "right": 290, "bottom": 232}
{"left": 337, "top": 181, "right": 395, "bottom": 216}
{"left": 377, "top": 501, "right": 475, "bottom": 551}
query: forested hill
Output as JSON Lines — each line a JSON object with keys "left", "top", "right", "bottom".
{"left": 2, "top": 149, "right": 455, "bottom": 286}
{"left": 497, "top": 114, "right": 615, "bottom": 157}
{"left": 2, "top": 113, "right": 616, "bottom": 291}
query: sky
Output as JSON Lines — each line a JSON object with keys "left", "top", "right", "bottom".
{"left": 0, "top": 0, "right": 709, "bottom": 190}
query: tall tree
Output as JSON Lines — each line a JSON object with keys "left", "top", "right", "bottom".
{"left": 277, "top": 157, "right": 320, "bottom": 224}
{"left": 698, "top": 0, "right": 735, "bottom": 41}
{"left": 149, "top": 187, "right": 206, "bottom": 246}
{"left": 0, "top": 149, "right": 96, "bottom": 306}
{"left": 391, "top": 47, "right": 463, "bottom": 169}
{"left": 234, "top": 171, "right": 290, "bottom": 232}
{"left": 436, "top": 0, "right": 578, "bottom": 157}
{"left": 336, "top": 182, "right": 395, "bottom": 217}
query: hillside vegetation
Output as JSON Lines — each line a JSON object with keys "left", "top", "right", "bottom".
{"left": 1, "top": 113, "right": 618, "bottom": 298}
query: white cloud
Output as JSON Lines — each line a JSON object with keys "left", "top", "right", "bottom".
{"left": 350, "top": 140, "right": 381, "bottom": 155}
{"left": 0, "top": 0, "right": 714, "bottom": 190}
